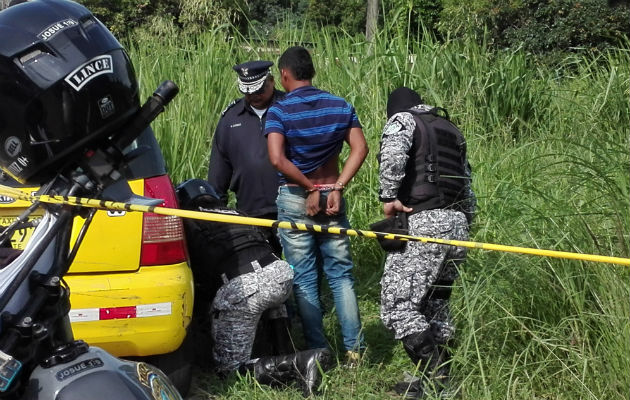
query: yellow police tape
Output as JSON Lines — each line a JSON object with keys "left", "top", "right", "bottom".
{"left": 0, "top": 184, "right": 628, "bottom": 267}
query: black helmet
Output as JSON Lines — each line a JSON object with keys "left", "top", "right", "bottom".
{"left": 175, "top": 179, "right": 222, "bottom": 210}
{"left": 0, "top": 0, "right": 140, "bottom": 185}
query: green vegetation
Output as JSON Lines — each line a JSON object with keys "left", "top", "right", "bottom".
{"left": 440, "top": 0, "right": 630, "bottom": 54}
{"left": 127, "top": 24, "right": 629, "bottom": 399}
{"left": 81, "top": 0, "right": 629, "bottom": 56}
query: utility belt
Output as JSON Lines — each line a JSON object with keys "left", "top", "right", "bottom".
{"left": 406, "top": 195, "right": 464, "bottom": 215}
{"left": 220, "top": 253, "right": 279, "bottom": 284}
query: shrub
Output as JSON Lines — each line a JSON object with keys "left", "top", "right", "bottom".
{"left": 76, "top": 0, "right": 179, "bottom": 36}
{"left": 384, "top": 0, "right": 443, "bottom": 38}
{"left": 440, "top": 0, "right": 630, "bottom": 54}
{"left": 77, "top": 0, "right": 242, "bottom": 36}
{"left": 503, "top": 0, "right": 630, "bottom": 52}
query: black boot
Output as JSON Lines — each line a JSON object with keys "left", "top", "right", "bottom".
{"left": 392, "top": 374, "right": 425, "bottom": 399}
{"left": 295, "top": 348, "right": 333, "bottom": 397}
{"left": 240, "top": 347, "right": 333, "bottom": 397}
{"left": 269, "top": 316, "right": 293, "bottom": 355}
{"left": 401, "top": 331, "right": 440, "bottom": 370}
{"left": 397, "top": 331, "right": 451, "bottom": 397}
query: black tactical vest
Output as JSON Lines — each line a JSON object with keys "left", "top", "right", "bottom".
{"left": 183, "top": 207, "right": 272, "bottom": 296}
{"left": 397, "top": 107, "right": 469, "bottom": 212}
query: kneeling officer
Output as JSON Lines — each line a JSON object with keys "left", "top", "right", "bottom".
{"left": 176, "top": 179, "right": 331, "bottom": 397}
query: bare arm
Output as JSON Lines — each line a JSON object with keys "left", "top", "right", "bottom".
{"left": 325, "top": 127, "right": 369, "bottom": 215}
{"left": 338, "top": 126, "right": 369, "bottom": 187}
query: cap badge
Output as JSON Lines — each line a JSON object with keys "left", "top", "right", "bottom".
{"left": 241, "top": 68, "right": 249, "bottom": 76}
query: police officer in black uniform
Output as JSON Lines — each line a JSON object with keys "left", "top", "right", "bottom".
{"left": 207, "top": 60, "right": 284, "bottom": 253}
{"left": 207, "top": 60, "right": 291, "bottom": 356}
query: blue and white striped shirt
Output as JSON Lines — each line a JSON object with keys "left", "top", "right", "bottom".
{"left": 264, "top": 86, "right": 361, "bottom": 179}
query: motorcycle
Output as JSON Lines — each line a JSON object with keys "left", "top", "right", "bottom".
{"left": 0, "top": 81, "right": 184, "bottom": 400}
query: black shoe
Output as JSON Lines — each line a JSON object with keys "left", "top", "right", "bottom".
{"left": 393, "top": 379, "right": 424, "bottom": 399}
{"left": 239, "top": 356, "right": 293, "bottom": 387}
{"left": 294, "top": 348, "right": 333, "bottom": 397}
{"left": 269, "top": 316, "right": 294, "bottom": 355}
{"left": 401, "top": 331, "right": 439, "bottom": 368}
{"left": 392, "top": 371, "right": 425, "bottom": 399}
{"left": 401, "top": 332, "right": 452, "bottom": 385}
{"left": 241, "top": 348, "right": 333, "bottom": 397}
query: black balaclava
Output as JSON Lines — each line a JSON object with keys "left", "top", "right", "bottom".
{"left": 386, "top": 87, "right": 423, "bottom": 118}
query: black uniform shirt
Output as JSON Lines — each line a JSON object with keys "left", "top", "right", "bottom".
{"left": 207, "top": 89, "right": 284, "bottom": 217}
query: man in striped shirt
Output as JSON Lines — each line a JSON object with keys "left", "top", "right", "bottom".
{"left": 264, "top": 46, "right": 368, "bottom": 363}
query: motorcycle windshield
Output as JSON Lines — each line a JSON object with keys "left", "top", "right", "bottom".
{"left": 0, "top": 212, "right": 58, "bottom": 333}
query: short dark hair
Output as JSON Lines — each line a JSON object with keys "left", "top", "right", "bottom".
{"left": 278, "top": 46, "right": 315, "bottom": 81}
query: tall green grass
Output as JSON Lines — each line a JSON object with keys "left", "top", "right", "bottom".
{"left": 127, "top": 25, "right": 629, "bottom": 399}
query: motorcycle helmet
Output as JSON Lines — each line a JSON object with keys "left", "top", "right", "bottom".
{"left": 175, "top": 179, "right": 222, "bottom": 210}
{"left": 0, "top": 0, "right": 140, "bottom": 185}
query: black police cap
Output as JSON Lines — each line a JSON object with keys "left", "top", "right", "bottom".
{"left": 233, "top": 60, "right": 273, "bottom": 94}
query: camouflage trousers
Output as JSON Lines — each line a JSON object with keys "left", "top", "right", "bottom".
{"left": 211, "top": 259, "right": 293, "bottom": 373}
{"left": 380, "top": 209, "right": 469, "bottom": 343}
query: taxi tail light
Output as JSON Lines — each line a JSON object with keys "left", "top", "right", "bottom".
{"left": 140, "top": 175, "right": 188, "bottom": 266}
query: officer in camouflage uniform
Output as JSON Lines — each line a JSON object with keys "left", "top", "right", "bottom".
{"left": 176, "top": 179, "right": 332, "bottom": 397}
{"left": 377, "top": 87, "right": 475, "bottom": 398}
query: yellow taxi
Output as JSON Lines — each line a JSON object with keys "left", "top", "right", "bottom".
{"left": 0, "top": 128, "right": 194, "bottom": 394}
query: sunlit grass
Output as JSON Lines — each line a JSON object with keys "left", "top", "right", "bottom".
{"left": 127, "top": 24, "right": 629, "bottom": 399}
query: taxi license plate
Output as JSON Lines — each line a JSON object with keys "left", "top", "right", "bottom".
{"left": 0, "top": 217, "right": 35, "bottom": 251}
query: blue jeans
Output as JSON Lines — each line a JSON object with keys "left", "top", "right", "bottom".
{"left": 276, "top": 186, "right": 364, "bottom": 352}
